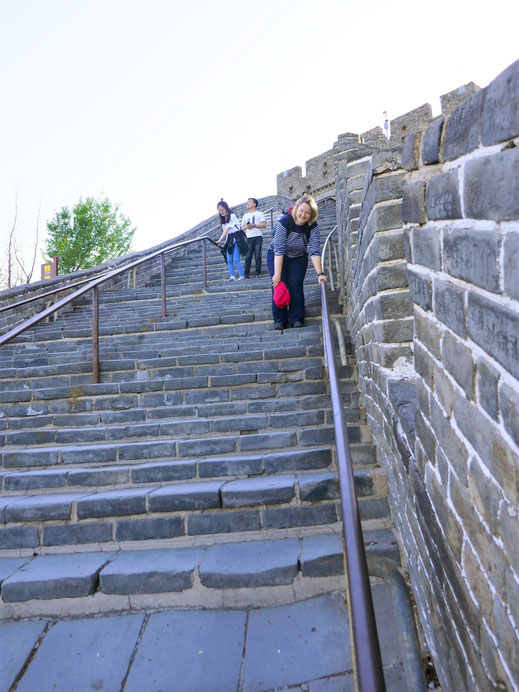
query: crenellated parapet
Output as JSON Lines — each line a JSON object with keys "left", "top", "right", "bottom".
{"left": 277, "top": 81, "right": 482, "bottom": 202}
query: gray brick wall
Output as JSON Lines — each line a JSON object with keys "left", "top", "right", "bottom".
{"left": 336, "top": 59, "right": 519, "bottom": 691}
{"left": 400, "top": 59, "right": 519, "bottom": 691}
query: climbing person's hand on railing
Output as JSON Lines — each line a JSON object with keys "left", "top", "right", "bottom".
{"left": 311, "top": 255, "right": 328, "bottom": 284}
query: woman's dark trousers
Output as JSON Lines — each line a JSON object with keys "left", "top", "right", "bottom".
{"left": 266, "top": 249, "right": 308, "bottom": 326}
{"left": 244, "top": 236, "right": 263, "bottom": 277}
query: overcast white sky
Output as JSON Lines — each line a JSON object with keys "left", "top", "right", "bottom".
{"left": 1, "top": 0, "right": 518, "bottom": 274}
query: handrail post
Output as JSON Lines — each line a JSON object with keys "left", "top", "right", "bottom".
{"left": 0, "top": 233, "right": 236, "bottom": 349}
{"left": 92, "top": 286, "right": 99, "bottom": 384}
{"left": 161, "top": 253, "right": 167, "bottom": 318}
{"left": 270, "top": 209, "right": 274, "bottom": 233}
{"left": 202, "top": 239, "right": 207, "bottom": 289}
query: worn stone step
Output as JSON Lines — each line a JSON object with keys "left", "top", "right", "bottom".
{"left": 0, "top": 528, "right": 396, "bottom": 612}
{"left": 1, "top": 391, "right": 357, "bottom": 431}
{"left": 0, "top": 471, "right": 379, "bottom": 524}
{"left": 0, "top": 444, "right": 378, "bottom": 495}
{"left": 0, "top": 470, "right": 388, "bottom": 551}
{"left": 0, "top": 374, "right": 335, "bottom": 412}
{"left": 2, "top": 325, "right": 327, "bottom": 368}
{"left": 0, "top": 391, "right": 362, "bottom": 438}
{"left": 0, "top": 337, "right": 328, "bottom": 376}
{"left": 2, "top": 409, "right": 370, "bottom": 449}
{"left": 1, "top": 421, "right": 373, "bottom": 471}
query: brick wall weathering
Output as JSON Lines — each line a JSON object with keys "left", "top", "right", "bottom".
{"left": 335, "top": 59, "right": 519, "bottom": 691}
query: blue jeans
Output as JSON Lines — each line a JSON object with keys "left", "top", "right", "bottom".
{"left": 227, "top": 241, "right": 244, "bottom": 278}
{"left": 266, "top": 249, "right": 308, "bottom": 325}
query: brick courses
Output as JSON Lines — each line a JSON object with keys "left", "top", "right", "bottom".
{"left": 335, "top": 58, "right": 519, "bottom": 691}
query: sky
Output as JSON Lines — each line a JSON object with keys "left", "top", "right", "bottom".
{"left": 1, "top": 0, "right": 518, "bottom": 279}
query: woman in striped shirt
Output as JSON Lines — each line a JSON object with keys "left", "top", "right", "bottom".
{"left": 267, "top": 195, "right": 327, "bottom": 329}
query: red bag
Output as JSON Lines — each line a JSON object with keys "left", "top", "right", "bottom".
{"left": 273, "top": 281, "right": 290, "bottom": 308}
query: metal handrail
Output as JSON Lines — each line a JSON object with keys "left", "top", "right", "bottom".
{"left": 320, "top": 278, "right": 385, "bottom": 691}
{"left": 321, "top": 225, "right": 424, "bottom": 689}
{"left": 322, "top": 225, "right": 337, "bottom": 290}
{"left": 0, "top": 208, "right": 276, "bottom": 316}
{"left": 0, "top": 235, "right": 219, "bottom": 381}
{"left": 0, "top": 272, "right": 111, "bottom": 314}
{"left": 0, "top": 203, "right": 281, "bottom": 379}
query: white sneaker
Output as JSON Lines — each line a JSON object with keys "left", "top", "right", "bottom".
{"left": 238, "top": 276, "right": 244, "bottom": 281}
{"left": 228, "top": 276, "right": 235, "bottom": 281}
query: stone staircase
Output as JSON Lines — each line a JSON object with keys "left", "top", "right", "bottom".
{"left": 0, "top": 216, "right": 398, "bottom": 619}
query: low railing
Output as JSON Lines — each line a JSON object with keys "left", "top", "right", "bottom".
{"left": 0, "top": 273, "right": 110, "bottom": 316}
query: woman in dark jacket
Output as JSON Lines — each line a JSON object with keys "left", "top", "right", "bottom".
{"left": 266, "top": 195, "right": 327, "bottom": 329}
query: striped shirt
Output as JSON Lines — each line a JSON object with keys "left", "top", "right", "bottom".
{"left": 268, "top": 214, "right": 321, "bottom": 258}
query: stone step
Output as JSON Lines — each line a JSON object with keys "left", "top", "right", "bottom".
{"left": 23, "top": 317, "right": 327, "bottom": 340}
{"left": 0, "top": 469, "right": 388, "bottom": 552}
{"left": 0, "top": 359, "right": 355, "bottom": 410}
{"left": 0, "top": 372, "right": 328, "bottom": 405}
{"left": 11, "top": 307, "right": 336, "bottom": 344}
{"left": 0, "top": 353, "right": 343, "bottom": 393}
{"left": 0, "top": 470, "right": 388, "bottom": 552}
{"left": 1, "top": 388, "right": 363, "bottom": 438}
{"left": 3, "top": 316, "right": 329, "bottom": 354}
{"left": 46, "top": 291, "right": 335, "bottom": 322}
{"left": 0, "top": 421, "right": 373, "bottom": 471}
{"left": 0, "top": 329, "right": 331, "bottom": 368}
{"left": 1, "top": 321, "right": 328, "bottom": 353}
{"left": 1, "top": 389, "right": 361, "bottom": 429}
{"left": 0, "top": 529, "right": 397, "bottom": 616}
{"left": 1, "top": 406, "right": 367, "bottom": 448}
{"left": 0, "top": 397, "right": 362, "bottom": 431}
{"left": 0, "top": 444, "right": 376, "bottom": 497}
{"left": 0, "top": 446, "right": 343, "bottom": 492}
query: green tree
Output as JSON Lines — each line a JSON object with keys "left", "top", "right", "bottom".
{"left": 45, "top": 196, "right": 136, "bottom": 274}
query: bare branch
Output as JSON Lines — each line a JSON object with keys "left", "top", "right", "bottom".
{"left": 26, "top": 203, "right": 41, "bottom": 284}
{"left": 0, "top": 192, "right": 42, "bottom": 290}
{"left": 7, "top": 191, "right": 18, "bottom": 288}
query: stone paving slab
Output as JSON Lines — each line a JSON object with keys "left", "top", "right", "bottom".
{"left": 124, "top": 609, "right": 246, "bottom": 692}
{"left": 14, "top": 614, "right": 144, "bottom": 692}
{"left": 242, "top": 593, "right": 351, "bottom": 691}
{"left": 0, "top": 618, "right": 48, "bottom": 692}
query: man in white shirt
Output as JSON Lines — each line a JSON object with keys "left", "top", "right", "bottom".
{"left": 241, "top": 197, "right": 266, "bottom": 278}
